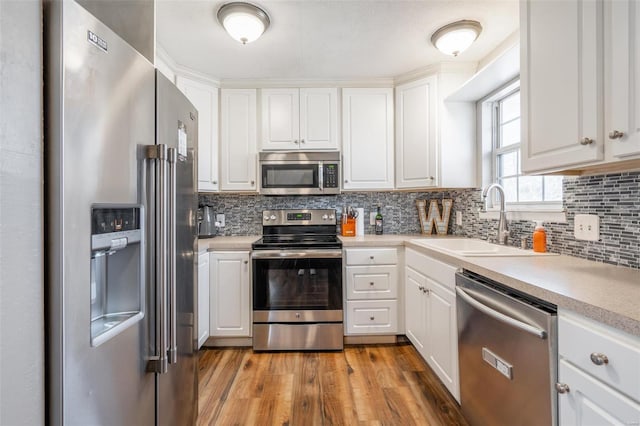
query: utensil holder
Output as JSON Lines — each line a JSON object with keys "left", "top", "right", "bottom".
{"left": 341, "top": 217, "right": 356, "bottom": 237}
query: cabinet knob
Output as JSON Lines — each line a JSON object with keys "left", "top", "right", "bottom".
{"left": 608, "top": 130, "right": 625, "bottom": 140}
{"left": 212, "top": 180, "right": 218, "bottom": 185}
{"left": 369, "top": 256, "right": 374, "bottom": 260}
{"left": 428, "top": 176, "right": 434, "bottom": 180}
{"left": 418, "top": 285, "right": 424, "bottom": 291}
{"left": 344, "top": 180, "right": 349, "bottom": 183}
{"left": 244, "top": 260, "right": 248, "bottom": 264}
{"left": 369, "top": 281, "right": 375, "bottom": 286}
{"left": 301, "top": 139, "right": 305, "bottom": 144}
{"left": 555, "top": 383, "right": 570, "bottom": 394}
{"left": 369, "top": 316, "right": 375, "bottom": 321}
{"left": 579, "top": 137, "right": 594, "bottom": 145}
{"left": 424, "top": 288, "right": 429, "bottom": 295}
{"left": 250, "top": 180, "right": 255, "bottom": 185}
{"left": 294, "top": 140, "right": 299, "bottom": 144}
{"left": 590, "top": 352, "right": 609, "bottom": 366}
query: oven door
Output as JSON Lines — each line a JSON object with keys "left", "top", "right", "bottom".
{"left": 260, "top": 162, "right": 322, "bottom": 195}
{"left": 252, "top": 250, "right": 343, "bottom": 322}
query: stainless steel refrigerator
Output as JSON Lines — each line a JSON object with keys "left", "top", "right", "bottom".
{"left": 45, "top": 2, "right": 198, "bottom": 424}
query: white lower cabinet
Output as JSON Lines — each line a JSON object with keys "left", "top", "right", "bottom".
{"left": 344, "top": 247, "right": 399, "bottom": 335}
{"left": 557, "top": 309, "right": 640, "bottom": 425}
{"left": 209, "top": 251, "right": 251, "bottom": 337}
{"left": 197, "top": 250, "right": 210, "bottom": 349}
{"left": 405, "top": 248, "right": 459, "bottom": 402}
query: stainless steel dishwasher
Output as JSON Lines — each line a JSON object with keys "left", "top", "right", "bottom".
{"left": 456, "top": 270, "right": 558, "bottom": 426}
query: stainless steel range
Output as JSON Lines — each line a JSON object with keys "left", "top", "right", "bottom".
{"left": 252, "top": 209, "right": 343, "bottom": 351}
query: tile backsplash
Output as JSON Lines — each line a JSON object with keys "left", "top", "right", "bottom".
{"left": 200, "top": 171, "right": 640, "bottom": 269}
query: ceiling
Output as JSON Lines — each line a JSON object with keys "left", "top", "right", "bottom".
{"left": 156, "top": 0, "right": 519, "bottom": 81}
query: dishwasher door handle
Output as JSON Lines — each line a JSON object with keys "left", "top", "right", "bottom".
{"left": 456, "top": 286, "right": 547, "bottom": 339}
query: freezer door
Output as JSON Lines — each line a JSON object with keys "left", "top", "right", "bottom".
{"left": 45, "top": 2, "right": 155, "bottom": 425}
{"left": 155, "top": 71, "right": 199, "bottom": 426}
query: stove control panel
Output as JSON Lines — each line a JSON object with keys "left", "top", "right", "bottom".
{"left": 262, "top": 209, "right": 337, "bottom": 226}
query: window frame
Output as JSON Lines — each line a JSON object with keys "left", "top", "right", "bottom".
{"left": 481, "top": 79, "right": 563, "bottom": 212}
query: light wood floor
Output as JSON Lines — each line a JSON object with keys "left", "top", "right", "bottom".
{"left": 197, "top": 343, "right": 468, "bottom": 425}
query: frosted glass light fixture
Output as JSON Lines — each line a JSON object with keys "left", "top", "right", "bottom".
{"left": 217, "top": 2, "right": 270, "bottom": 45}
{"left": 431, "top": 20, "right": 482, "bottom": 57}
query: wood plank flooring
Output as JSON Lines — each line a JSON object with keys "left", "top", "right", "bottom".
{"left": 197, "top": 343, "right": 468, "bottom": 425}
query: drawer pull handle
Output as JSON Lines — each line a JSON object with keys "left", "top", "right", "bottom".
{"left": 590, "top": 353, "right": 609, "bottom": 366}
{"left": 370, "top": 256, "right": 374, "bottom": 260}
{"left": 608, "top": 130, "right": 625, "bottom": 139}
{"left": 369, "top": 282, "right": 375, "bottom": 286}
{"left": 369, "top": 316, "right": 375, "bottom": 321}
{"left": 580, "top": 137, "right": 594, "bottom": 145}
{"left": 555, "top": 383, "right": 570, "bottom": 394}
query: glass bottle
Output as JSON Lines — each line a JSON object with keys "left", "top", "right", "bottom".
{"left": 375, "top": 206, "right": 383, "bottom": 235}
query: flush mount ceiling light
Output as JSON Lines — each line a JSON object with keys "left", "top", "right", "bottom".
{"left": 217, "top": 2, "right": 270, "bottom": 45}
{"left": 431, "top": 20, "right": 482, "bottom": 57}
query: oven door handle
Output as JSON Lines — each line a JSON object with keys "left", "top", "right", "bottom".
{"left": 251, "top": 250, "right": 342, "bottom": 259}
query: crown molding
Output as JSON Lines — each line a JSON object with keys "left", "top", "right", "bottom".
{"left": 393, "top": 61, "right": 477, "bottom": 86}
{"left": 155, "top": 44, "right": 221, "bottom": 86}
{"left": 218, "top": 78, "right": 395, "bottom": 89}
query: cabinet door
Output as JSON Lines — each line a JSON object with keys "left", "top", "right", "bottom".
{"left": 197, "top": 251, "right": 210, "bottom": 348}
{"left": 209, "top": 251, "right": 251, "bottom": 337}
{"left": 176, "top": 76, "right": 219, "bottom": 192}
{"left": 426, "top": 278, "right": 459, "bottom": 402}
{"left": 300, "top": 88, "right": 339, "bottom": 150}
{"left": 521, "top": 0, "right": 604, "bottom": 173}
{"left": 220, "top": 89, "right": 257, "bottom": 191}
{"left": 395, "top": 77, "right": 438, "bottom": 188}
{"left": 342, "top": 88, "right": 394, "bottom": 190}
{"left": 261, "top": 88, "right": 300, "bottom": 150}
{"left": 606, "top": 0, "right": 640, "bottom": 159}
{"left": 405, "top": 267, "right": 427, "bottom": 356}
{"left": 558, "top": 359, "right": 640, "bottom": 425}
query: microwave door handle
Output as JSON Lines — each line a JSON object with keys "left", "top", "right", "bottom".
{"left": 318, "top": 163, "right": 323, "bottom": 192}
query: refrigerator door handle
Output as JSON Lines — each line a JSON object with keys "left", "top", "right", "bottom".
{"left": 168, "top": 147, "right": 178, "bottom": 365}
{"left": 142, "top": 144, "right": 170, "bottom": 374}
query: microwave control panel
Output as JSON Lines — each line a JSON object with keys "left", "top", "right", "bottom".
{"left": 323, "top": 163, "right": 339, "bottom": 188}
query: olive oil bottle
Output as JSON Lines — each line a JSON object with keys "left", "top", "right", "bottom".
{"left": 375, "top": 206, "right": 383, "bottom": 235}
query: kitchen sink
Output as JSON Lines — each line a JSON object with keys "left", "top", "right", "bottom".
{"left": 410, "top": 238, "right": 558, "bottom": 257}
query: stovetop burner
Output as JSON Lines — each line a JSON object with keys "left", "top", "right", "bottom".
{"left": 252, "top": 209, "right": 342, "bottom": 250}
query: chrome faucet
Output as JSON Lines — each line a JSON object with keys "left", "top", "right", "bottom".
{"left": 481, "top": 183, "right": 509, "bottom": 245}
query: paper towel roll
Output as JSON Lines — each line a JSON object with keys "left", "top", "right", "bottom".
{"left": 355, "top": 208, "right": 365, "bottom": 236}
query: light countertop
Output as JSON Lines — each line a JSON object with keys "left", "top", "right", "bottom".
{"left": 198, "top": 234, "right": 640, "bottom": 336}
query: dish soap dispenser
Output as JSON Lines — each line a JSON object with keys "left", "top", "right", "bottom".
{"left": 532, "top": 221, "right": 547, "bottom": 253}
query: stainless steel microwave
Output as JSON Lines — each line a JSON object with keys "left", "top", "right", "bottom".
{"left": 259, "top": 151, "right": 340, "bottom": 195}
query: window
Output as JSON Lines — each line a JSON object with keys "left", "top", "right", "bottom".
{"left": 488, "top": 82, "right": 562, "bottom": 208}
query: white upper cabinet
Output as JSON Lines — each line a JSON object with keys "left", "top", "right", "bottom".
{"left": 261, "top": 88, "right": 339, "bottom": 151}
{"left": 176, "top": 76, "right": 219, "bottom": 192}
{"left": 522, "top": 0, "right": 640, "bottom": 174}
{"left": 605, "top": 0, "right": 640, "bottom": 159}
{"left": 220, "top": 89, "right": 257, "bottom": 192}
{"left": 342, "top": 88, "right": 394, "bottom": 190}
{"left": 521, "top": 0, "right": 604, "bottom": 173}
{"left": 396, "top": 72, "right": 476, "bottom": 189}
{"left": 395, "top": 76, "right": 438, "bottom": 188}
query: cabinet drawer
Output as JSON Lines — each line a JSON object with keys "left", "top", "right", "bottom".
{"left": 345, "top": 248, "right": 397, "bottom": 265}
{"left": 406, "top": 248, "right": 457, "bottom": 290}
{"left": 345, "top": 300, "right": 398, "bottom": 335}
{"left": 558, "top": 359, "right": 640, "bottom": 425}
{"left": 559, "top": 310, "right": 640, "bottom": 402}
{"left": 346, "top": 265, "right": 398, "bottom": 299}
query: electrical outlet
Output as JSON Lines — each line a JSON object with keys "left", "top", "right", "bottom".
{"left": 456, "top": 211, "right": 463, "bottom": 226}
{"left": 574, "top": 214, "right": 599, "bottom": 241}
{"left": 216, "top": 213, "right": 225, "bottom": 227}
{"left": 369, "top": 212, "right": 376, "bottom": 226}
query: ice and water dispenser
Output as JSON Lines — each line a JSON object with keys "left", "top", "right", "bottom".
{"left": 90, "top": 205, "right": 144, "bottom": 346}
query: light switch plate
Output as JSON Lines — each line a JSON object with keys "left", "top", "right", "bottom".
{"left": 456, "top": 211, "right": 463, "bottom": 226}
{"left": 370, "top": 212, "right": 376, "bottom": 226}
{"left": 574, "top": 214, "right": 599, "bottom": 241}
{"left": 216, "top": 213, "right": 225, "bottom": 227}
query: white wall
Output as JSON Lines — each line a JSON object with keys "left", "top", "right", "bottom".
{"left": 0, "top": 1, "right": 45, "bottom": 424}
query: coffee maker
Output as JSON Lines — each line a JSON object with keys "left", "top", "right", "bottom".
{"left": 198, "top": 205, "right": 218, "bottom": 238}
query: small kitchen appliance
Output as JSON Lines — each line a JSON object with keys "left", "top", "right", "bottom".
{"left": 251, "top": 209, "right": 343, "bottom": 350}
{"left": 199, "top": 205, "right": 217, "bottom": 238}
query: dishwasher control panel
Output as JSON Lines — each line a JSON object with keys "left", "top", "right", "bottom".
{"left": 482, "top": 347, "right": 513, "bottom": 380}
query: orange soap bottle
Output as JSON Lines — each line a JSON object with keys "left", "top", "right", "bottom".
{"left": 532, "top": 221, "right": 547, "bottom": 253}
